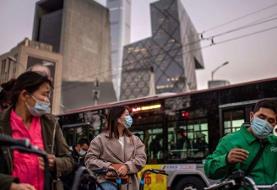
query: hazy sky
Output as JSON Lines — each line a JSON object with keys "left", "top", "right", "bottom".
{"left": 1, "top": 0, "right": 277, "bottom": 89}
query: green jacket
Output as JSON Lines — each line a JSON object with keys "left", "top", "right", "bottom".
{"left": 204, "top": 125, "right": 277, "bottom": 186}
{"left": 0, "top": 107, "right": 74, "bottom": 190}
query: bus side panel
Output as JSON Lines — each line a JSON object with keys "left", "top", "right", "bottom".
{"left": 138, "top": 165, "right": 167, "bottom": 190}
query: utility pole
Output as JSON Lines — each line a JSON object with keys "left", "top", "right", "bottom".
{"left": 93, "top": 78, "right": 100, "bottom": 105}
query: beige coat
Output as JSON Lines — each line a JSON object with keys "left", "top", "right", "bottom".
{"left": 85, "top": 132, "right": 147, "bottom": 190}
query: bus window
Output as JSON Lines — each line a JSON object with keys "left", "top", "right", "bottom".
{"left": 60, "top": 111, "right": 105, "bottom": 147}
{"left": 62, "top": 125, "right": 95, "bottom": 148}
{"left": 188, "top": 120, "right": 209, "bottom": 159}
{"left": 131, "top": 108, "right": 165, "bottom": 163}
{"left": 168, "top": 119, "right": 209, "bottom": 162}
{"left": 165, "top": 106, "right": 210, "bottom": 161}
{"left": 168, "top": 127, "right": 191, "bottom": 160}
{"left": 223, "top": 109, "right": 244, "bottom": 134}
{"left": 148, "top": 128, "right": 163, "bottom": 163}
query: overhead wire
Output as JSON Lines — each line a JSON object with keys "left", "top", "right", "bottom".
{"left": 202, "top": 1, "right": 277, "bottom": 33}
{"left": 215, "top": 25, "right": 277, "bottom": 45}
{"left": 205, "top": 16, "right": 277, "bottom": 39}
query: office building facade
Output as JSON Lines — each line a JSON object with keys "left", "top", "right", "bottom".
{"left": 0, "top": 38, "right": 62, "bottom": 114}
{"left": 120, "top": 0, "right": 204, "bottom": 100}
{"left": 107, "top": 0, "right": 132, "bottom": 99}
{"left": 32, "top": 0, "right": 116, "bottom": 111}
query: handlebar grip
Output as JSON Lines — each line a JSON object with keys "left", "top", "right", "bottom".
{"left": 91, "top": 168, "right": 108, "bottom": 175}
{"left": 149, "top": 169, "right": 168, "bottom": 175}
{"left": 204, "top": 180, "right": 236, "bottom": 190}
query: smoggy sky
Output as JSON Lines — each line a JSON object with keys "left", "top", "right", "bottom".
{"left": 1, "top": 0, "right": 277, "bottom": 89}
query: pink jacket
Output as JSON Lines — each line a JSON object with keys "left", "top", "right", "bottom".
{"left": 10, "top": 110, "right": 44, "bottom": 190}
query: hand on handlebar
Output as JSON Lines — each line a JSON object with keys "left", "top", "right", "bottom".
{"left": 47, "top": 154, "right": 56, "bottom": 169}
{"left": 38, "top": 154, "right": 56, "bottom": 170}
{"left": 10, "top": 183, "right": 36, "bottom": 190}
{"left": 227, "top": 148, "right": 249, "bottom": 164}
{"left": 117, "top": 165, "right": 128, "bottom": 176}
{"left": 106, "top": 165, "right": 117, "bottom": 177}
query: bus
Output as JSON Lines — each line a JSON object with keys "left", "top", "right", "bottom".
{"left": 58, "top": 77, "right": 277, "bottom": 190}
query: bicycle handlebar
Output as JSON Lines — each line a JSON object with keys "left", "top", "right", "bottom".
{"left": 204, "top": 179, "right": 236, "bottom": 190}
{"left": 244, "top": 177, "right": 277, "bottom": 190}
{"left": 205, "top": 170, "right": 277, "bottom": 190}
{"left": 141, "top": 169, "right": 168, "bottom": 177}
{"left": 91, "top": 167, "right": 119, "bottom": 177}
{"left": 72, "top": 167, "right": 125, "bottom": 190}
{"left": 0, "top": 137, "right": 50, "bottom": 190}
{"left": 72, "top": 167, "right": 106, "bottom": 190}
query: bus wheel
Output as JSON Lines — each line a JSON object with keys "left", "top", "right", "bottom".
{"left": 174, "top": 176, "right": 206, "bottom": 190}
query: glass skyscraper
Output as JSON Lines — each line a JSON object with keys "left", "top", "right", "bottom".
{"left": 107, "top": 0, "right": 132, "bottom": 99}
{"left": 120, "top": 0, "right": 204, "bottom": 100}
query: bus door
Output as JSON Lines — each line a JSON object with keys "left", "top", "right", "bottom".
{"left": 131, "top": 103, "right": 168, "bottom": 189}
{"left": 218, "top": 100, "right": 259, "bottom": 137}
{"left": 131, "top": 107, "right": 166, "bottom": 164}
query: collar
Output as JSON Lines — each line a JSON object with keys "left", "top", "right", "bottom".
{"left": 10, "top": 109, "right": 24, "bottom": 122}
{"left": 241, "top": 124, "right": 257, "bottom": 145}
{"left": 241, "top": 124, "right": 270, "bottom": 145}
{"left": 103, "top": 131, "right": 110, "bottom": 138}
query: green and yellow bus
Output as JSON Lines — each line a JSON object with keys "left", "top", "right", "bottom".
{"left": 58, "top": 77, "right": 277, "bottom": 190}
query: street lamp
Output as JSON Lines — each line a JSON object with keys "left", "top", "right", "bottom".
{"left": 211, "top": 61, "right": 229, "bottom": 81}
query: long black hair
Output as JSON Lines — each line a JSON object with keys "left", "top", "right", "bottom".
{"left": 104, "top": 106, "right": 132, "bottom": 139}
{"left": 11, "top": 71, "right": 53, "bottom": 105}
{"left": 0, "top": 79, "right": 16, "bottom": 110}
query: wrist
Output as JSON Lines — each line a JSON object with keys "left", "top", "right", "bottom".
{"left": 125, "top": 164, "right": 129, "bottom": 172}
{"left": 225, "top": 152, "right": 230, "bottom": 164}
{"left": 10, "top": 183, "right": 18, "bottom": 190}
{"left": 225, "top": 152, "right": 235, "bottom": 166}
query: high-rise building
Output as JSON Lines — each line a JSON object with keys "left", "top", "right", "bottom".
{"left": 107, "top": 0, "right": 132, "bottom": 99}
{"left": 0, "top": 38, "right": 62, "bottom": 114}
{"left": 32, "top": 0, "right": 116, "bottom": 111}
{"left": 120, "top": 0, "right": 204, "bottom": 100}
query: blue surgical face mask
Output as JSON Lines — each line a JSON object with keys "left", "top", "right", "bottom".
{"left": 124, "top": 115, "right": 133, "bottom": 128}
{"left": 251, "top": 117, "right": 273, "bottom": 139}
{"left": 26, "top": 95, "right": 50, "bottom": 117}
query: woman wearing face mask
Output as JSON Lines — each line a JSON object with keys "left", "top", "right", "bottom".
{"left": 0, "top": 71, "right": 74, "bottom": 190}
{"left": 85, "top": 106, "right": 147, "bottom": 190}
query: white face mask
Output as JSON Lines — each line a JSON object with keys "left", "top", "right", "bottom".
{"left": 78, "top": 149, "right": 87, "bottom": 157}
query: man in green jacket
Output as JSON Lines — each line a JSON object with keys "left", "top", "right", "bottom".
{"left": 205, "top": 99, "right": 277, "bottom": 186}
